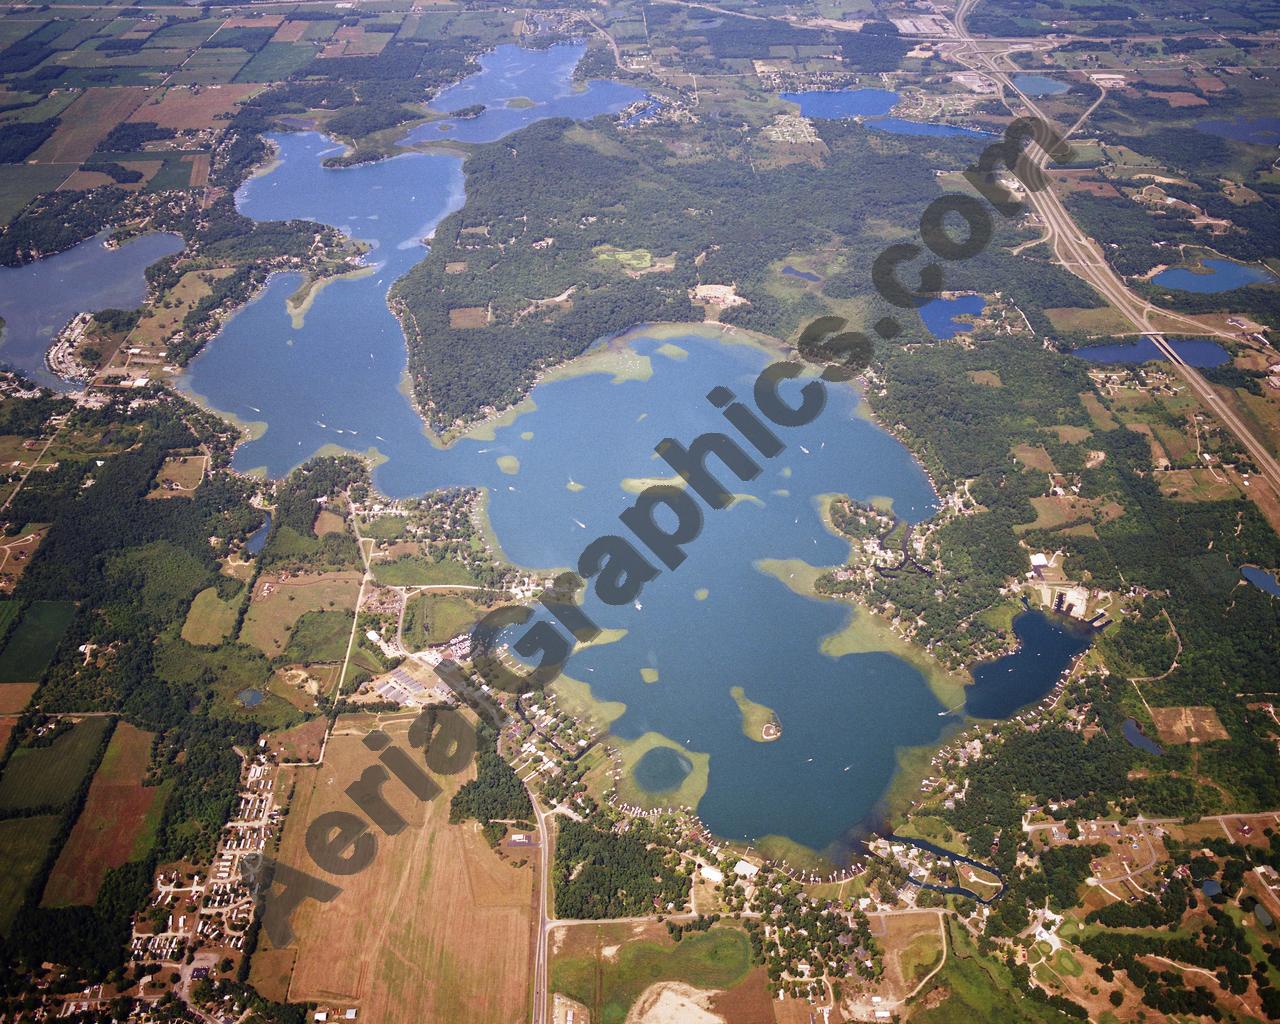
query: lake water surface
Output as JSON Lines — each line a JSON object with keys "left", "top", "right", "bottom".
{"left": 920, "top": 295, "right": 986, "bottom": 340}
{"left": 1012, "top": 74, "right": 1070, "bottom": 97}
{"left": 782, "top": 89, "right": 992, "bottom": 138}
{"left": 0, "top": 230, "right": 183, "bottom": 388}
{"left": 1075, "top": 337, "right": 1230, "bottom": 368}
{"left": 1152, "top": 258, "right": 1271, "bottom": 294}
{"left": 186, "top": 45, "right": 1088, "bottom": 857}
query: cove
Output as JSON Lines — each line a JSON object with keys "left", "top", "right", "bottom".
{"left": 402, "top": 42, "right": 643, "bottom": 146}
{"left": 1242, "top": 565, "right": 1280, "bottom": 597}
{"left": 1074, "top": 337, "right": 1229, "bottom": 368}
{"left": 1152, "top": 258, "right": 1272, "bottom": 294}
{"left": 185, "top": 45, "right": 1087, "bottom": 859}
{"left": 964, "top": 610, "right": 1091, "bottom": 720}
{"left": 920, "top": 294, "right": 985, "bottom": 339}
{"left": 0, "top": 230, "right": 183, "bottom": 388}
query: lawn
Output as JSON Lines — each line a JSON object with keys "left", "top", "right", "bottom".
{"left": 0, "top": 600, "right": 75, "bottom": 682}
{"left": 0, "top": 815, "right": 62, "bottom": 934}
{"left": 551, "top": 924, "right": 752, "bottom": 1024}
{"left": 182, "top": 586, "right": 240, "bottom": 647}
{"left": 41, "top": 722, "right": 168, "bottom": 907}
{"left": 0, "top": 717, "right": 111, "bottom": 813}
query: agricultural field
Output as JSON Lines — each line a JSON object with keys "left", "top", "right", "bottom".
{"left": 240, "top": 572, "right": 361, "bottom": 657}
{"left": 255, "top": 714, "right": 534, "bottom": 1024}
{"left": 0, "top": 716, "right": 111, "bottom": 813}
{"left": 30, "top": 87, "right": 149, "bottom": 162}
{"left": 0, "top": 600, "right": 75, "bottom": 683}
{"left": 280, "top": 609, "right": 352, "bottom": 664}
{"left": 371, "top": 553, "right": 479, "bottom": 587}
{"left": 41, "top": 723, "right": 168, "bottom": 907}
{"left": 126, "top": 83, "right": 260, "bottom": 130}
{"left": 549, "top": 921, "right": 758, "bottom": 1024}
{"left": 0, "top": 815, "right": 63, "bottom": 934}
{"left": 181, "top": 586, "right": 241, "bottom": 647}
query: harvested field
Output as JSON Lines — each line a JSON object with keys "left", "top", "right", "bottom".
{"left": 449, "top": 306, "right": 489, "bottom": 328}
{"left": 313, "top": 509, "right": 345, "bottom": 536}
{"left": 1046, "top": 424, "right": 1091, "bottom": 443}
{"left": 249, "top": 947, "right": 297, "bottom": 1003}
{"left": 266, "top": 715, "right": 534, "bottom": 1024}
{"left": 265, "top": 716, "right": 328, "bottom": 762}
{"left": 128, "top": 84, "right": 259, "bottom": 130}
{"left": 1047, "top": 170, "right": 1121, "bottom": 198}
{"left": 148, "top": 454, "right": 207, "bottom": 498}
{"left": 271, "top": 21, "right": 309, "bottom": 43}
{"left": 240, "top": 572, "right": 361, "bottom": 657}
{"left": 0, "top": 684, "right": 37, "bottom": 713}
{"left": 0, "top": 716, "right": 13, "bottom": 750}
{"left": 1150, "top": 706, "right": 1229, "bottom": 745}
{"left": 42, "top": 723, "right": 167, "bottom": 907}
{"left": 31, "top": 88, "right": 149, "bottom": 162}
{"left": 0, "top": 717, "right": 111, "bottom": 813}
{"left": 1011, "top": 444, "right": 1056, "bottom": 473}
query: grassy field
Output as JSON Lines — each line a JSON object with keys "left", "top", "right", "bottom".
{"left": 0, "top": 600, "right": 75, "bottom": 682}
{"left": 0, "top": 815, "right": 62, "bottom": 934}
{"left": 182, "top": 586, "right": 240, "bottom": 647}
{"left": 371, "top": 555, "right": 478, "bottom": 587}
{"left": 262, "top": 714, "right": 533, "bottom": 1023}
{"left": 402, "top": 592, "right": 482, "bottom": 648}
{"left": 154, "top": 638, "right": 300, "bottom": 729}
{"left": 41, "top": 722, "right": 168, "bottom": 907}
{"left": 281, "top": 609, "right": 353, "bottom": 664}
{"left": 0, "top": 717, "right": 111, "bottom": 813}
{"left": 147, "top": 454, "right": 207, "bottom": 498}
{"left": 240, "top": 572, "right": 361, "bottom": 657}
{"left": 550, "top": 922, "right": 753, "bottom": 1024}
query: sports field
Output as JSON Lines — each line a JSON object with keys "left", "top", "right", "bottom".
{"left": 258, "top": 714, "right": 534, "bottom": 1024}
{"left": 0, "top": 716, "right": 111, "bottom": 813}
{"left": 42, "top": 722, "right": 168, "bottom": 907}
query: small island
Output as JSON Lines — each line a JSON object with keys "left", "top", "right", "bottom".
{"left": 731, "top": 685, "right": 781, "bottom": 742}
{"left": 448, "top": 103, "right": 486, "bottom": 119}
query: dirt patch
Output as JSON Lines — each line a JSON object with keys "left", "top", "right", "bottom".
{"left": 444, "top": 261, "right": 468, "bottom": 274}
{"left": 1150, "top": 706, "right": 1229, "bottom": 745}
{"left": 266, "top": 716, "right": 328, "bottom": 763}
{"left": 449, "top": 306, "right": 489, "bottom": 328}
{"left": 967, "top": 369, "right": 1002, "bottom": 387}
{"left": 1048, "top": 170, "right": 1121, "bottom": 198}
{"left": 706, "top": 967, "right": 774, "bottom": 1024}
{"left": 626, "top": 983, "right": 724, "bottom": 1024}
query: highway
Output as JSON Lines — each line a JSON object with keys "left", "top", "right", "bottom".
{"left": 949, "top": 0, "right": 1280, "bottom": 497}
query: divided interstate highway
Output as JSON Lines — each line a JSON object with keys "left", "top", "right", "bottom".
{"left": 950, "top": 0, "right": 1280, "bottom": 498}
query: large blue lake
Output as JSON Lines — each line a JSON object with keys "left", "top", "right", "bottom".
{"left": 921, "top": 294, "right": 986, "bottom": 340}
{"left": 0, "top": 230, "right": 183, "bottom": 388}
{"left": 781, "top": 88, "right": 992, "bottom": 138}
{"left": 1151, "top": 258, "right": 1272, "bottom": 294}
{"left": 186, "top": 46, "right": 1085, "bottom": 857}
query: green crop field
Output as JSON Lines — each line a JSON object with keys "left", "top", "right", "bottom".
{"left": 0, "top": 717, "right": 111, "bottom": 813}
{"left": 402, "top": 593, "right": 482, "bottom": 648}
{"left": 0, "top": 601, "right": 75, "bottom": 683}
{"left": 0, "top": 815, "right": 62, "bottom": 934}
